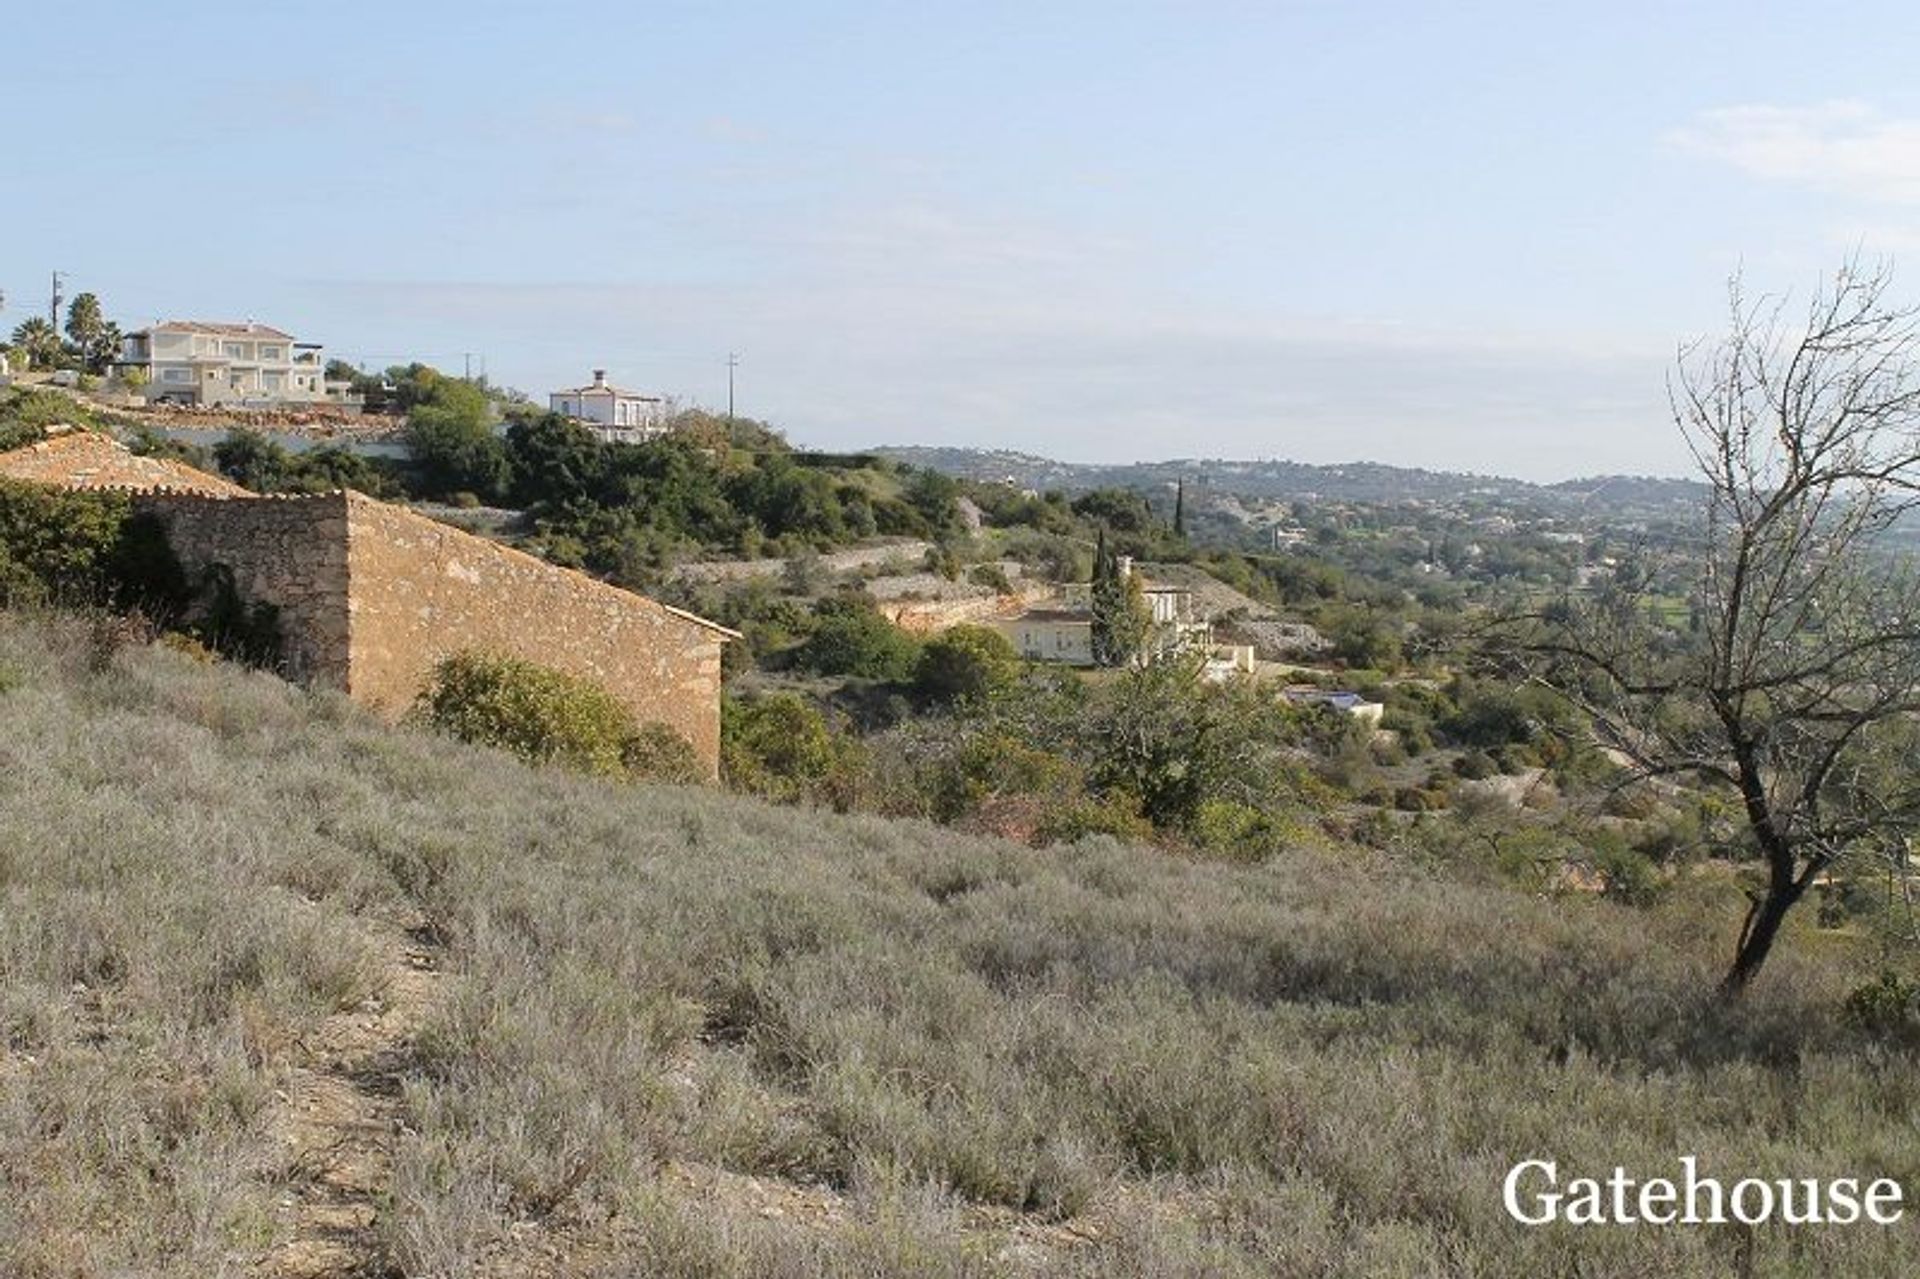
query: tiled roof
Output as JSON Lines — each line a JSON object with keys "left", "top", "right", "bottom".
{"left": 131, "top": 321, "right": 297, "bottom": 340}
{"left": 0, "top": 430, "right": 251, "bottom": 497}
{"left": 552, "top": 383, "right": 660, "bottom": 400}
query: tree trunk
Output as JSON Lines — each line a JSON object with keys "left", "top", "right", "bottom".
{"left": 1721, "top": 881, "right": 1801, "bottom": 997}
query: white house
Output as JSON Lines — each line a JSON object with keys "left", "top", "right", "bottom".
{"left": 1001, "top": 608, "right": 1095, "bottom": 665}
{"left": 116, "top": 321, "right": 332, "bottom": 407}
{"left": 549, "top": 370, "right": 667, "bottom": 443}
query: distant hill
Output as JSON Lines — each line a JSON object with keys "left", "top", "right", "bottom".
{"left": 873, "top": 445, "right": 1707, "bottom": 520}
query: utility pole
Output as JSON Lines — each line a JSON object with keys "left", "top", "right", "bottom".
{"left": 463, "top": 352, "right": 472, "bottom": 381}
{"left": 726, "top": 351, "right": 739, "bottom": 423}
{"left": 49, "top": 271, "right": 65, "bottom": 331}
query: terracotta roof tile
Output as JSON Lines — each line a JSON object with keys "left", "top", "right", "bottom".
{"left": 0, "top": 430, "right": 251, "bottom": 497}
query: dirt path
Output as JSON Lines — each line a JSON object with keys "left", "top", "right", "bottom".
{"left": 257, "top": 917, "right": 445, "bottom": 1279}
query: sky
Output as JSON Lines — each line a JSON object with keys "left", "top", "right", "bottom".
{"left": 10, "top": 2, "right": 1920, "bottom": 480}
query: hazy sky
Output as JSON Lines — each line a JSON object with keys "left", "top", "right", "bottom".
{"left": 10, "top": 2, "right": 1920, "bottom": 480}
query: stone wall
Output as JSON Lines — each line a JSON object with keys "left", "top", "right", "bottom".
{"left": 132, "top": 492, "right": 352, "bottom": 685}
{"left": 341, "top": 494, "right": 730, "bottom": 775}
{"left": 114, "top": 485, "right": 732, "bottom": 777}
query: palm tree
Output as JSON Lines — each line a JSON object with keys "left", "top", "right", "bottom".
{"left": 10, "top": 317, "right": 62, "bottom": 370}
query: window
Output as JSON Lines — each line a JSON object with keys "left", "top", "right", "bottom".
{"left": 258, "top": 345, "right": 282, "bottom": 361}
{"left": 162, "top": 368, "right": 191, "bottom": 383}
{"left": 223, "top": 342, "right": 248, "bottom": 359}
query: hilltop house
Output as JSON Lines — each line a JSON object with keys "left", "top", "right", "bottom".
{"left": 116, "top": 321, "right": 341, "bottom": 408}
{"left": 549, "top": 370, "right": 668, "bottom": 444}
{"left": 0, "top": 431, "right": 738, "bottom": 775}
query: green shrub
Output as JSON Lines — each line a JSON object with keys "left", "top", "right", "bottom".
{"left": 0, "top": 482, "right": 188, "bottom": 614}
{"left": 913, "top": 625, "right": 1020, "bottom": 706}
{"left": 0, "top": 481, "right": 132, "bottom": 604}
{"left": 1452, "top": 750, "right": 1497, "bottom": 780}
{"left": 1844, "top": 970, "right": 1920, "bottom": 1043}
{"left": 1592, "top": 842, "right": 1663, "bottom": 906}
{"left": 1190, "top": 798, "right": 1291, "bottom": 860}
{"left": 797, "top": 598, "right": 920, "bottom": 680}
{"left": 0, "top": 387, "right": 100, "bottom": 448}
{"left": 1393, "top": 785, "right": 1449, "bottom": 812}
{"left": 922, "top": 729, "right": 1081, "bottom": 825}
{"left": 722, "top": 692, "right": 866, "bottom": 808}
{"left": 967, "top": 562, "right": 1014, "bottom": 593}
{"left": 1034, "top": 791, "right": 1153, "bottom": 846}
{"left": 416, "top": 650, "right": 696, "bottom": 781}
{"left": 622, "top": 720, "right": 703, "bottom": 784}
{"left": 923, "top": 543, "right": 962, "bottom": 581}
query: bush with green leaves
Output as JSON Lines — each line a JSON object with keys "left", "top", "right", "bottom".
{"left": 212, "top": 429, "right": 401, "bottom": 497}
{"left": 721, "top": 691, "right": 866, "bottom": 808}
{"left": 0, "top": 480, "right": 186, "bottom": 613}
{"left": 415, "top": 649, "right": 698, "bottom": 782}
{"left": 406, "top": 376, "right": 510, "bottom": 501}
{"left": 913, "top": 624, "right": 1020, "bottom": 706}
{"left": 0, "top": 386, "right": 103, "bottom": 450}
{"left": 796, "top": 596, "right": 921, "bottom": 681}
{"left": 1844, "top": 970, "right": 1920, "bottom": 1044}
{"left": 966, "top": 562, "right": 1013, "bottom": 593}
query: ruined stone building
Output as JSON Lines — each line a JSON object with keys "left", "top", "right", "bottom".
{"left": 0, "top": 430, "right": 737, "bottom": 775}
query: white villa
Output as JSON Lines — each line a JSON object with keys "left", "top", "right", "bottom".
{"left": 549, "top": 370, "right": 668, "bottom": 443}
{"left": 1004, "top": 608, "right": 1096, "bottom": 665}
{"left": 116, "top": 321, "right": 337, "bottom": 407}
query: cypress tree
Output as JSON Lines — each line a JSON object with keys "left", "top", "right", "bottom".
{"left": 1089, "top": 525, "right": 1148, "bottom": 666}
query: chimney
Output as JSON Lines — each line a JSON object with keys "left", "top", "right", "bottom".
{"left": 592, "top": 369, "right": 607, "bottom": 387}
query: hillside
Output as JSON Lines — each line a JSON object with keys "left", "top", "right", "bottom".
{"left": 3, "top": 611, "right": 1917, "bottom": 1277}
{"left": 871, "top": 445, "right": 1707, "bottom": 522}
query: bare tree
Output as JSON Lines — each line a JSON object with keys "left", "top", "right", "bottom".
{"left": 1529, "top": 260, "right": 1920, "bottom": 994}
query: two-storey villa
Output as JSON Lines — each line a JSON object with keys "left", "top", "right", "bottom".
{"left": 117, "top": 321, "right": 335, "bottom": 406}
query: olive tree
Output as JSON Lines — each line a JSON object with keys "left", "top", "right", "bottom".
{"left": 1530, "top": 261, "right": 1920, "bottom": 993}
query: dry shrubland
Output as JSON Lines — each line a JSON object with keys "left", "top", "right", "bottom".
{"left": 1, "top": 610, "right": 1916, "bottom": 1277}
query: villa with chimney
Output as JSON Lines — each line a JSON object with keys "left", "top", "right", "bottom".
{"left": 549, "top": 370, "right": 668, "bottom": 444}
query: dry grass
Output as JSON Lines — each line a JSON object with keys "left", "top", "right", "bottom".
{"left": 2, "top": 609, "right": 1917, "bottom": 1276}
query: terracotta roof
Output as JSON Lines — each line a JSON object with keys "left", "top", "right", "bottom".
{"left": 1009, "top": 608, "right": 1091, "bottom": 624}
{"left": 552, "top": 383, "right": 659, "bottom": 400}
{"left": 130, "top": 321, "right": 297, "bottom": 340}
{"left": 0, "top": 430, "right": 251, "bottom": 497}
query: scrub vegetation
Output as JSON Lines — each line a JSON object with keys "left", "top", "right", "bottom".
{"left": 3, "top": 610, "right": 1919, "bottom": 1277}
